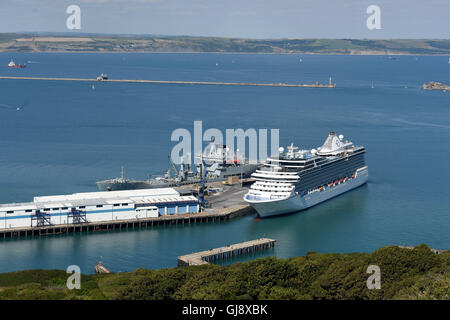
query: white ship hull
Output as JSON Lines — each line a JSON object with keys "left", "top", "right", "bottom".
{"left": 246, "top": 167, "right": 368, "bottom": 218}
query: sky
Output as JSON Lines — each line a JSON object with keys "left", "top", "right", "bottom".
{"left": 0, "top": 0, "right": 449, "bottom": 39}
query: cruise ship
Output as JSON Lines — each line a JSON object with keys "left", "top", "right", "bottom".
{"left": 244, "top": 132, "right": 368, "bottom": 217}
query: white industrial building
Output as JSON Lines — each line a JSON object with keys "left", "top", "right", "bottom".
{"left": 0, "top": 188, "right": 199, "bottom": 229}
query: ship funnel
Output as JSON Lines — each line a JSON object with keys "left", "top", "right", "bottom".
{"left": 317, "top": 132, "right": 344, "bottom": 155}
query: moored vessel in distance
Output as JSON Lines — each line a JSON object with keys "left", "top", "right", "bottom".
{"left": 244, "top": 132, "right": 368, "bottom": 218}
{"left": 96, "top": 73, "right": 108, "bottom": 81}
{"left": 422, "top": 81, "right": 450, "bottom": 91}
{"left": 8, "top": 60, "right": 26, "bottom": 68}
{"left": 96, "top": 142, "right": 260, "bottom": 191}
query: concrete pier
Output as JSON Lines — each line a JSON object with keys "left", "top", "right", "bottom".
{"left": 177, "top": 238, "right": 276, "bottom": 266}
{"left": 0, "top": 76, "right": 336, "bottom": 88}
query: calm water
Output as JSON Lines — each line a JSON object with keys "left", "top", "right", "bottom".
{"left": 0, "top": 53, "right": 449, "bottom": 273}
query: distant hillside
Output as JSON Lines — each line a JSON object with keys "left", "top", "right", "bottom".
{"left": 0, "top": 244, "right": 448, "bottom": 300}
{"left": 1, "top": 33, "right": 450, "bottom": 54}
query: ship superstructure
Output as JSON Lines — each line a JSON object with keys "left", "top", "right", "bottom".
{"left": 96, "top": 142, "right": 260, "bottom": 191}
{"left": 244, "top": 132, "right": 368, "bottom": 217}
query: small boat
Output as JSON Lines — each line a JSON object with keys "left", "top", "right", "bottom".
{"left": 96, "top": 73, "right": 108, "bottom": 81}
{"left": 8, "top": 60, "right": 26, "bottom": 68}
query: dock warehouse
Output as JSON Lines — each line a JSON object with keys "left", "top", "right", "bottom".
{"left": 0, "top": 188, "right": 200, "bottom": 229}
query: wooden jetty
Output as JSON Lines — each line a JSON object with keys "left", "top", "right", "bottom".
{"left": 0, "top": 204, "right": 254, "bottom": 240}
{"left": 94, "top": 261, "right": 111, "bottom": 274}
{"left": 0, "top": 76, "right": 336, "bottom": 89}
{"left": 177, "top": 238, "right": 276, "bottom": 267}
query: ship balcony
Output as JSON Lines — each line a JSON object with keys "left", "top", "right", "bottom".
{"left": 250, "top": 184, "right": 294, "bottom": 193}
{"left": 251, "top": 180, "right": 294, "bottom": 187}
{"left": 251, "top": 171, "right": 299, "bottom": 180}
{"left": 244, "top": 189, "right": 293, "bottom": 203}
{"left": 244, "top": 192, "right": 291, "bottom": 202}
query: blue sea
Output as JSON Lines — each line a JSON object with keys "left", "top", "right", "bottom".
{"left": 0, "top": 53, "right": 449, "bottom": 273}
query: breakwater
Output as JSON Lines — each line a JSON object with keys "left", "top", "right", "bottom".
{"left": 0, "top": 76, "right": 336, "bottom": 88}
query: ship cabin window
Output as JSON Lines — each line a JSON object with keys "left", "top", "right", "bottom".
{"left": 7, "top": 211, "right": 13, "bottom": 214}
{"left": 43, "top": 208, "right": 50, "bottom": 212}
{"left": 52, "top": 208, "right": 59, "bottom": 211}
{"left": 121, "top": 203, "right": 128, "bottom": 206}
{"left": 96, "top": 205, "right": 103, "bottom": 208}
{"left": 62, "top": 207, "right": 68, "bottom": 210}
{"left": 25, "top": 209, "right": 32, "bottom": 213}
{"left": 79, "top": 206, "right": 86, "bottom": 209}
{"left": 113, "top": 204, "right": 120, "bottom": 207}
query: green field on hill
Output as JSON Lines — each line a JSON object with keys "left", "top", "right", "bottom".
{"left": 1, "top": 34, "right": 450, "bottom": 54}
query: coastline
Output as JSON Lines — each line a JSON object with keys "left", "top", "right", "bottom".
{"left": 0, "top": 244, "right": 447, "bottom": 300}
{"left": 1, "top": 34, "right": 450, "bottom": 55}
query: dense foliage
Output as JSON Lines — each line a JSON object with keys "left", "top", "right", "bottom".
{"left": 0, "top": 245, "right": 448, "bottom": 300}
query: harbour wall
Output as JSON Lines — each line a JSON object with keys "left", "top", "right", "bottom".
{"left": 0, "top": 76, "right": 337, "bottom": 88}
{"left": 0, "top": 204, "right": 255, "bottom": 240}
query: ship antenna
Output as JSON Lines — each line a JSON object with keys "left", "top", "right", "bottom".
{"left": 121, "top": 166, "right": 124, "bottom": 179}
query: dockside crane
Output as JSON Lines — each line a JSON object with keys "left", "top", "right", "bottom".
{"left": 197, "top": 154, "right": 210, "bottom": 209}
